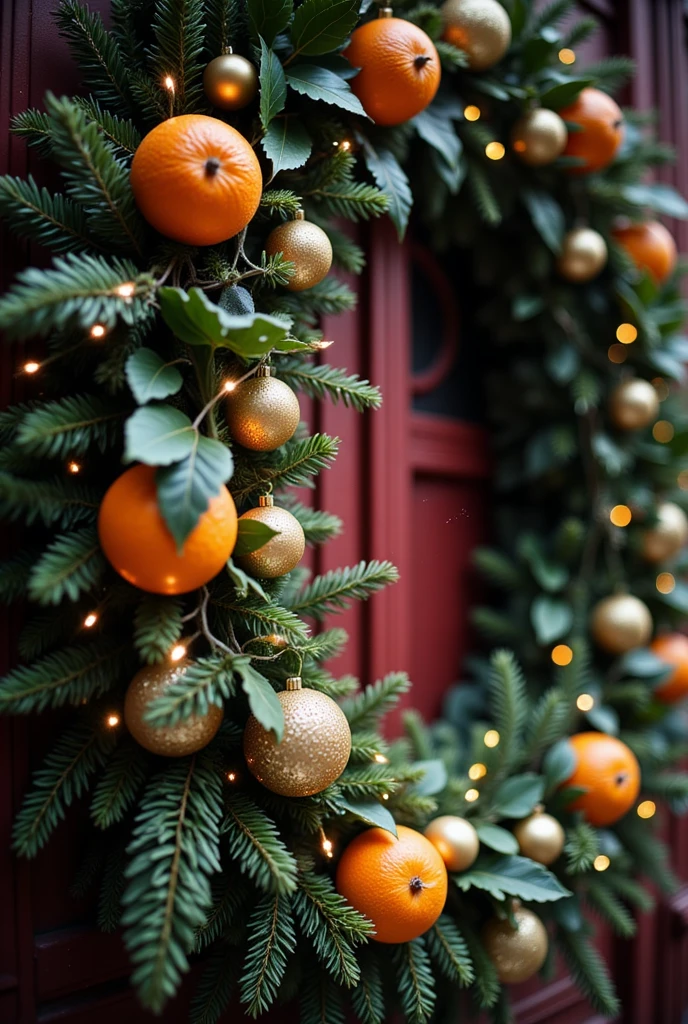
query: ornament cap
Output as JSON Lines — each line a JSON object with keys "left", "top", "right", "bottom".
{"left": 294, "top": 209, "right": 305, "bottom": 221}
{"left": 378, "top": 6, "right": 394, "bottom": 17}
{"left": 258, "top": 494, "right": 275, "bottom": 507}
{"left": 255, "top": 364, "right": 273, "bottom": 378}
{"left": 285, "top": 676, "right": 302, "bottom": 690}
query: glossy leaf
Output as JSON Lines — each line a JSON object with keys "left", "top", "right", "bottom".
{"left": 340, "top": 797, "right": 397, "bottom": 836}
{"left": 234, "top": 518, "right": 280, "bottom": 557}
{"left": 290, "top": 0, "right": 358, "bottom": 58}
{"left": 125, "top": 348, "right": 183, "bottom": 405}
{"left": 259, "top": 39, "right": 287, "bottom": 129}
{"left": 124, "top": 405, "right": 196, "bottom": 466}
{"left": 262, "top": 117, "right": 313, "bottom": 174}
{"left": 456, "top": 854, "right": 571, "bottom": 902}
{"left": 156, "top": 435, "right": 234, "bottom": 549}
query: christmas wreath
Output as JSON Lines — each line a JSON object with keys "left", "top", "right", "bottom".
{"left": 1, "top": 1, "right": 687, "bottom": 1022}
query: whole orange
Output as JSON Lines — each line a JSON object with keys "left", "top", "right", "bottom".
{"left": 98, "top": 464, "right": 237, "bottom": 595}
{"left": 344, "top": 17, "right": 441, "bottom": 126}
{"left": 559, "top": 88, "right": 624, "bottom": 174}
{"left": 335, "top": 825, "right": 447, "bottom": 943}
{"left": 651, "top": 633, "right": 688, "bottom": 703}
{"left": 130, "top": 114, "right": 262, "bottom": 245}
{"left": 563, "top": 732, "right": 640, "bottom": 826}
{"left": 613, "top": 221, "right": 677, "bottom": 285}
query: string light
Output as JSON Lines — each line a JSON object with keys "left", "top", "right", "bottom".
{"left": 616, "top": 323, "right": 638, "bottom": 345}
{"left": 373, "top": 753, "right": 389, "bottom": 764}
{"left": 381, "top": 793, "right": 390, "bottom": 801}
{"left": 608, "top": 343, "right": 627, "bottom": 364}
{"left": 170, "top": 644, "right": 187, "bottom": 662}
{"left": 468, "top": 762, "right": 487, "bottom": 780}
{"left": 678, "top": 470, "right": 688, "bottom": 490}
{"left": 83, "top": 612, "right": 98, "bottom": 628}
{"left": 610, "top": 504, "right": 632, "bottom": 527}
{"left": 485, "top": 142, "right": 505, "bottom": 161}
{"left": 340, "top": 140, "right": 352, "bottom": 151}
{"left": 551, "top": 644, "right": 573, "bottom": 667}
{"left": 224, "top": 380, "right": 237, "bottom": 392}
{"left": 483, "top": 729, "right": 500, "bottom": 748}
{"left": 465, "top": 788, "right": 480, "bottom": 802}
{"left": 68, "top": 461, "right": 81, "bottom": 474}
{"left": 576, "top": 693, "right": 595, "bottom": 711}
{"left": 23, "top": 361, "right": 40, "bottom": 374}
{"left": 464, "top": 105, "right": 481, "bottom": 121}
{"left": 637, "top": 800, "right": 656, "bottom": 819}
{"left": 593, "top": 854, "right": 610, "bottom": 872}
{"left": 310, "top": 339, "right": 335, "bottom": 350}
{"left": 106, "top": 713, "right": 121, "bottom": 728}
{"left": 651, "top": 377, "right": 670, "bottom": 401}
{"left": 653, "top": 420, "right": 674, "bottom": 443}
{"left": 656, "top": 572, "right": 675, "bottom": 595}
{"left": 117, "top": 282, "right": 135, "bottom": 298}
{"left": 90, "top": 323, "right": 106, "bottom": 339}
{"left": 322, "top": 836, "right": 334, "bottom": 858}
{"left": 558, "top": 48, "right": 576, "bottom": 64}
{"left": 227, "top": 771, "right": 237, "bottom": 782}
{"left": 164, "top": 76, "right": 175, "bottom": 91}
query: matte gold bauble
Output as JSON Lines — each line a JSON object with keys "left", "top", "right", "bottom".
{"left": 424, "top": 815, "right": 479, "bottom": 872}
{"left": 511, "top": 108, "right": 567, "bottom": 167}
{"left": 482, "top": 907, "right": 548, "bottom": 983}
{"left": 513, "top": 808, "right": 564, "bottom": 866}
{"left": 590, "top": 594, "right": 653, "bottom": 655}
{"left": 243, "top": 676, "right": 351, "bottom": 796}
{"left": 609, "top": 378, "right": 659, "bottom": 431}
{"left": 235, "top": 495, "right": 305, "bottom": 578}
{"left": 441, "top": 0, "right": 511, "bottom": 71}
{"left": 227, "top": 367, "right": 300, "bottom": 451}
{"left": 265, "top": 211, "right": 333, "bottom": 292}
{"left": 124, "top": 660, "right": 223, "bottom": 756}
{"left": 642, "top": 502, "right": 688, "bottom": 563}
{"left": 203, "top": 51, "right": 258, "bottom": 110}
{"left": 557, "top": 227, "right": 608, "bottom": 282}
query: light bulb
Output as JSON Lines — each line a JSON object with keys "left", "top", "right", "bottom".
{"left": 653, "top": 420, "right": 674, "bottom": 443}
{"left": 616, "top": 323, "right": 638, "bottom": 344}
{"left": 117, "top": 282, "right": 135, "bottom": 298}
{"left": 464, "top": 105, "right": 481, "bottom": 121}
{"left": 485, "top": 142, "right": 505, "bottom": 161}
{"left": 593, "top": 854, "right": 610, "bottom": 872}
{"left": 373, "top": 753, "right": 388, "bottom": 764}
{"left": 164, "top": 76, "right": 175, "bottom": 91}
{"left": 170, "top": 644, "right": 187, "bottom": 662}
{"left": 576, "top": 693, "right": 595, "bottom": 711}
{"left": 106, "top": 713, "right": 120, "bottom": 728}
{"left": 656, "top": 573, "right": 675, "bottom": 594}
{"left": 223, "top": 380, "right": 236, "bottom": 392}
{"left": 23, "top": 361, "right": 40, "bottom": 374}
{"left": 637, "top": 800, "right": 656, "bottom": 819}
{"left": 484, "top": 729, "right": 500, "bottom": 748}
{"left": 68, "top": 461, "right": 81, "bottom": 474}
{"left": 610, "top": 505, "right": 632, "bottom": 527}
{"left": 468, "top": 763, "right": 487, "bottom": 780}
{"left": 465, "top": 788, "right": 480, "bottom": 802}
{"left": 90, "top": 323, "right": 106, "bottom": 339}
{"left": 83, "top": 612, "right": 98, "bottom": 628}
{"left": 558, "top": 48, "right": 576, "bottom": 64}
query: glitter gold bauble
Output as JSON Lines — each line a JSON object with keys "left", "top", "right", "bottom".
{"left": 642, "top": 502, "right": 688, "bottom": 563}
{"left": 513, "top": 807, "right": 564, "bottom": 866}
{"left": 590, "top": 594, "right": 653, "bottom": 655}
{"left": 511, "top": 108, "right": 567, "bottom": 167}
{"left": 124, "top": 660, "right": 223, "bottom": 756}
{"left": 424, "top": 815, "right": 479, "bottom": 872}
{"left": 609, "top": 378, "right": 659, "bottom": 431}
{"left": 235, "top": 495, "right": 305, "bottom": 578}
{"left": 265, "top": 211, "right": 333, "bottom": 292}
{"left": 482, "top": 907, "right": 548, "bottom": 983}
{"left": 203, "top": 51, "right": 259, "bottom": 110}
{"left": 557, "top": 227, "right": 608, "bottom": 282}
{"left": 226, "top": 367, "right": 300, "bottom": 451}
{"left": 243, "top": 677, "right": 351, "bottom": 796}
{"left": 441, "top": 0, "right": 511, "bottom": 71}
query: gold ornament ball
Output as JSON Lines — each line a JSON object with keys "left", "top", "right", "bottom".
{"left": 235, "top": 495, "right": 305, "bottom": 578}
{"left": 265, "top": 212, "right": 333, "bottom": 292}
{"left": 227, "top": 367, "right": 300, "bottom": 451}
{"left": 441, "top": 0, "right": 511, "bottom": 71}
{"left": 203, "top": 52, "right": 258, "bottom": 110}
{"left": 511, "top": 108, "right": 567, "bottom": 167}
{"left": 243, "top": 677, "right": 352, "bottom": 796}
{"left": 424, "top": 815, "right": 480, "bottom": 872}
{"left": 557, "top": 227, "right": 608, "bottom": 282}
{"left": 513, "top": 808, "right": 565, "bottom": 866}
{"left": 609, "top": 378, "right": 659, "bottom": 431}
{"left": 642, "top": 502, "right": 688, "bottom": 563}
{"left": 590, "top": 594, "right": 653, "bottom": 655}
{"left": 482, "top": 907, "right": 548, "bottom": 984}
{"left": 124, "top": 660, "right": 223, "bottom": 756}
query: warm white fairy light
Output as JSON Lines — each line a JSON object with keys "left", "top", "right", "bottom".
{"left": 576, "top": 693, "right": 595, "bottom": 711}
{"left": 464, "top": 105, "right": 481, "bottom": 121}
{"left": 117, "top": 282, "right": 136, "bottom": 298}
{"left": 483, "top": 729, "right": 500, "bottom": 748}
{"left": 170, "top": 644, "right": 187, "bottom": 662}
{"left": 90, "top": 323, "right": 106, "bottom": 339}
{"left": 373, "top": 753, "right": 389, "bottom": 764}
{"left": 224, "top": 380, "right": 237, "bottom": 392}
{"left": 68, "top": 461, "right": 82, "bottom": 474}
{"left": 164, "top": 76, "right": 175, "bottom": 91}
{"left": 322, "top": 836, "right": 334, "bottom": 858}
{"left": 24, "top": 361, "right": 40, "bottom": 374}
{"left": 485, "top": 142, "right": 505, "bottom": 161}
{"left": 106, "top": 713, "right": 121, "bottom": 728}
{"left": 465, "top": 788, "right": 480, "bottom": 802}
{"left": 381, "top": 793, "right": 390, "bottom": 801}
{"left": 593, "top": 854, "right": 610, "bottom": 872}
{"left": 83, "top": 612, "right": 98, "bottom": 628}
{"left": 558, "top": 48, "right": 576, "bottom": 64}
{"left": 637, "top": 800, "right": 656, "bottom": 819}
{"left": 468, "top": 763, "right": 487, "bottom": 780}
{"left": 227, "top": 771, "right": 237, "bottom": 782}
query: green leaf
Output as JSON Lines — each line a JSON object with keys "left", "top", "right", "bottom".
{"left": 156, "top": 435, "right": 234, "bottom": 549}
{"left": 475, "top": 822, "right": 519, "bottom": 855}
{"left": 618, "top": 647, "right": 672, "bottom": 681}
{"left": 540, "top": 78, "right": 594, "bottom": 110}
{"left": 124, "top": 405, "right": 196, "bottom": 466}
{"left": 286, "top": 64, "right": 366, "bottom": 116}
{"left": 543, "top": 738, "right": 576, "bottom": 790}
{"left": 340, "top": 797, "right": 397, "bottom": 836}
{"left": 259, "top": 38, "right": 287, "bottom": 129}
{"left": 248, "top": 0, "right": 293, "bottom": 45}
{"left": 522, "top": 189, "right": 565, "bottom": 253}
{"left": 239, "top": 663, "right": 284, "bottom": 740}
{"left": 262, "top": 117, "right": 313, "bottom": 175}
{"left": 586, "top": 704, "right": 619, "bottom": 735}
{"left": 456, "top": 854, "right": 571, "bottom": 902}
{"left": 125, "top": 348, "right": 183, "bottom": 404}
{"left": 492, "top": 773, "right": 545, "bottom": 818}
{"left": 234, "top": 517, "right": 280, "bottom": 557}
{"left": 530, "top": 595, "right": 573, "bottom": 644}
{"left": 159, "top": 287, "right": 297, "bottom": 356}
{"left": 410, "top": 759, "right": 448, "bottom": 796}
{"left": 290, "top": 0, "right": 358, "bottom": 58}
{"left": 360, "top": 139, "right": 412, "bottom": 240}
{"left": 413, "top": 107, "right": 463, "bottom": 172}
{"left": 621, "top": 183, "right": 688, "bottom": 219}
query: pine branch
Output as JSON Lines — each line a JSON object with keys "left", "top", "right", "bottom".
{"left": 15, "top": 394, "right": 124, "bottom": 457}
{"left": 0, "top": 474, "right": 99, "bottom": 528}
{"left": 277, "top": 495, "right": 343, "bottom": 545}
{"left": 90, "top": 739, "right": 148, "bottom": 828}
{"left": 521, "top": 689, "right": 569, "bottom": 762}
{"left": 190, "top": 946, "right": 236, "bottom": 1024}
{"left": 336, "top": 764, "right": 404, "bottom": 798}
{"left": 294, "top": 871, "right": 373, "bottom": 987}
{"left": 12, "top": 109, "right": 54, "bottom": 157}
{"left": 307, "top": 182, "right": 388, "bottom": 222}
{"left": 19, "top": 607, "right": 80, "bottom": 659}
{"left": 277, "top": 361, "right": 382, "bottom": 411}
{"left": 604, "top": 872, "right": 654, "bottom": 912}
{"left": 466, "top": 161, "right": 501, "bottom": 226}
{"left": 195, "top": 877, "right": 248, "bottom": 951}
{"left": 558, "top": 929, "right": 620, "bottom": 1017}
{"left": 565, "top": 822, "right": 599, "bottom": 874}
{"left": 230, "top": 433, "right": 340, "bottom": 503}
{"left": 297, "top": 628, "right": 349, "bottom": 663}
{"left": 350, "top": 950, "right": 385, "bottom": 1024}
{"left": 323, "top": 225, "right": 366, "bottom": 274}
{"left": 98, "top": 833, "right": 127, "bottom": 931}
{"left": 239, "top": 894, "right": 295, "bottom": 1017}
{"left": 487, "top": 649, "right": 528, "bottom": 774}
{"left": 288, "top": 560, "right": 399, "bottom": 619}
{"left": 56, "top": 0, "right": 135, "bottom": 116}
{"left": 224, "top": 793, "right": 298, "bottom": 895}
{"left": 583, "top": 56, "right": 636, "bottom": 93}
{"left": 471, "top": 608, "right": 522, "bottom": 643}
{"left": 349, "top": 730, "right": 389, "bottom": 763}
{"left": 0, "top": 175, "right": 99, "bottom": 254}
{"left": 300, "top": 974, "right": 346, "bottom": 1024}
{"left": 271, "top": 278, "right": 357, "bottom": 321}
{"left": 642, "top": 771, "right": 688, "bottom": 814}
{"left": 260, "top": 189, "right": 303, "bottom": 218}
{"left": 12, "top": 720, "right": 116, "bottom": 856}
{"left": 0, "top": 550, "right": 37, "bottom": 603}
{"left": 148, "top": 0, "right": 207, "bottom": 115}
{"left": 122, "top": 755, "right": 223, "bottom": 1014}
{"left": 462, "top": 923, "right": 500, "bottom": 1009}
{"left": 530, "top": 0, "right": 574, "bottom": 31}
{"left": 562, "top": 16, "right": 597, "bottom": 47}
{"left": 144, "top": 652, "right": 240, "bottom": 725}
{"left": 392, "top": 938, "right": 436, "bottom": 1024}
{"left": 342, "top": 673, "right": 412, "bottom": 730}
{"left": 73, "top": 97, "right": 142, "bottom": 157}
{"left": 425, "top": 915, "right": 474, "bottom": 986}
{"left": 28, "top": 526, "right": 106, "bottom": 606}
{"left": 134, "top": 594, "right": 184, "bottom": 664}
{"left": 472, "top": 547, "right": 524, "bottom": 590}
{"left": 616, "top": 817, "right": 679, "bottom": 893}
{"left": 215, "top": 593, "right": 309, "bottom": 644}
{"left": 0, "top": 639, "right": 128, "bottom": 713}
{"left": 584, "top": 880, "right": 636, "bottom": 938}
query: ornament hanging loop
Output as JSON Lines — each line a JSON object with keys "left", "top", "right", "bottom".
{"left": 285, "top": 676, "right": 302, "bottom": 691}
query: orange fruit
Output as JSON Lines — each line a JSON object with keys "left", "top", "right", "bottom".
{"left": 98, "top": 464, "right": 237, "bottom": 595}
{"left": 130, "top": 114, "right": 262, "bottom": 245}
{"left": 613, "top": 221, "right": 677, "bottom": 285}
{"left": 335, "top": 825, "right": 447, "bottom": 943}
{"left": 650, "top": 633, "right": 688, "bottom": 703}
{"left": 344, "top": 17, "right": 441, "bottom": 126}
{"left": 559, "top": 88, "right": 624, "bottom": 174}
{"left": 563, "top": 732, "right": 640, "bottom": 826}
